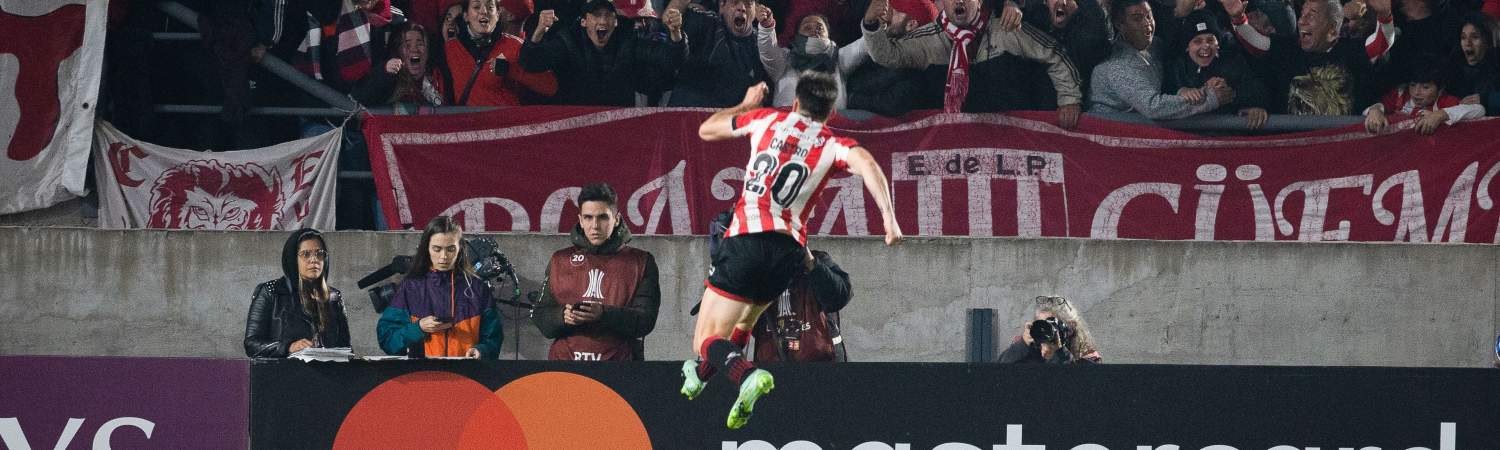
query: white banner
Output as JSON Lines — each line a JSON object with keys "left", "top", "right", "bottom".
{"left": 0, "top": 0, "right": 106, "bottom": 214}
{"left": 93, "top": 121, "right": 343, "bottom": 230}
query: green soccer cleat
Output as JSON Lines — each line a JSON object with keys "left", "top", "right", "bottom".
{"left": 726, "top": 369, "right": 774, "bottom": 429}
{"left": 680, "top": 360, "right": 707, "bottom": 400}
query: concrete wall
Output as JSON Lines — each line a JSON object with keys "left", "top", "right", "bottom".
{"left": 0, "top": 199, "right": 95, "bottom": 228}
{"left": 0, "top": 227, "right": 1495, "bottom": 367}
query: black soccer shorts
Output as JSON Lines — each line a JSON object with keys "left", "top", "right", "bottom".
{"left": 705, "top": 232, "right": 807, "bottom": 305}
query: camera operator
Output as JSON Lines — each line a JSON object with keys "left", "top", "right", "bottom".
{"left": 376, "top": 216, "right": 504, "bottom": 359}
{"left": 749, "top": 248, "right": 851, "bottom": 362}
{"left": 694, "top": 211, "right": 851, "bottom": 362}
{"left": 531, "top": 183, "right": 660, "bottom": 361}
{"left": 998, "top": 295, "right": 1102, "bottom": 364}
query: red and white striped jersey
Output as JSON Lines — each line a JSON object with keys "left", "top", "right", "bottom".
{"left": 724, "top": 108, "right": 855, "bottom": 245}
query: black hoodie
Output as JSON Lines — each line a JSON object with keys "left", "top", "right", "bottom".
{"left": 243, "top": 229, "right": 351, "bottom": 358}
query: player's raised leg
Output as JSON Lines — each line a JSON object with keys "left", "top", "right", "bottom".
{"left": 680, "top": 286, "right": 764, "bottom": 400}
{"left": 692, "top": 286, "right": 774, "bottom": 429}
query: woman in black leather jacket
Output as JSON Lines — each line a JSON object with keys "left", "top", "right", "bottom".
{"left": 243, "top": 229, "right": 351, "bottom": 357}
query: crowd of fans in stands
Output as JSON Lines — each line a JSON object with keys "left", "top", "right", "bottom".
{"left": 200, "top": 0, "right": 1500, "bottom": 132}
{"left": 91, "top": 0, "right": 1500, "bottom": 229}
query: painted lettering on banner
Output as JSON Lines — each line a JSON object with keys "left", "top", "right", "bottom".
{"left": 362, "top": 108, "right": 1500, "bottom": 244}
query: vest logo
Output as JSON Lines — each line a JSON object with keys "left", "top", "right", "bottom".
{"left": 583, "top": 269, "right": 606, "bottom": 299}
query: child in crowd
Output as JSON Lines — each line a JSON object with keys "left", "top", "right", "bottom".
{"left": 1363, "top": 61, "right": 1486, "bottom": 135}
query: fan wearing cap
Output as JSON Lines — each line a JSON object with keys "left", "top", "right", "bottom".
{"left": 842, "top": 0, "right": 948, "bottom": 115}
{"left": 520, "top": 0, "right": 687, "bottom": 105}
{"left": 1089, "top": 0, "right": 1232, "bottom": 120}
{"left": 445, "top": 0, "right": 560, "bottom": 105}
{"left": 1362, "top": 57, "right": 1484, "bottom": 135}
{"left": 860, "top": 0, "right": 1085, "bottom": 128}
{"left": 1219, "top": 0, "right": 1398, "bottom": 115}
{"left": 1162, "top": 11, "right": 1271, "bottom": 129}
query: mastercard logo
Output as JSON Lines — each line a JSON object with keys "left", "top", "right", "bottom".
{"left": 333, "top": 371, "right": 652, "bottom": 449}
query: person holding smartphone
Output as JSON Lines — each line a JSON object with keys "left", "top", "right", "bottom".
{"left": 531, "top": 182, "right": 661, "bottom": 361}
{"left": 377, "top": 216, "right": 504, "bottom": 359}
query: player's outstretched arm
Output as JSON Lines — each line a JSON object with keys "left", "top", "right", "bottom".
{"left": 698, "top": 82, "right": 769, "bottom": 142}
{"left": 846, "top": 146, "right": 904, "bottom": 246}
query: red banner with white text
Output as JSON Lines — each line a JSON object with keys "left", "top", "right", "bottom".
{"left": 364, "top": 107, "right": 1500, "bottom": 243}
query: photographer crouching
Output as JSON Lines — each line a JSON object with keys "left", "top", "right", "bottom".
{"left": 998, "top": 295, "right": 1102, "bottom": 364}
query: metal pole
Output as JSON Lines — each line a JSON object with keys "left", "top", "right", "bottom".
{"left": 1088, "top": 113, "right": 1363, "bottom": 132}
{"left": 155, "top": 1, "right": 358, "bottom": 112}
{"left": 154, "top": 104, "right": 351, "bottom": 117}
{"left": 151, "top": 32, "right": 200, "bottom": 41}
{"left": 154, "top": 104, "right": 502, "bottom": 116}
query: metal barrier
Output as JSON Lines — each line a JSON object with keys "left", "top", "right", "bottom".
{"left": 146, "top": 1, "right": 1367, "bottom": 188}
{"left": 155, "top": 1, "right": 357, "bottom": 112}
{"left": 148, "top": 2, "right": 1364, "bottom": 134}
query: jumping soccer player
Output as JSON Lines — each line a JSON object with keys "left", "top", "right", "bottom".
{"left": 683, "top": 71, "right": 903, "bottom": 429}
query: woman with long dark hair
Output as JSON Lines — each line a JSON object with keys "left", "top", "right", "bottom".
{"left": 244, "top": 229, "right": 351, "bottom": 357}
{"left": 1453, "top": 12, "right": 1500, "bottom": 116}
{"left": 377, "top": 216, "right": 503, "bottom": 358}
{"left": 352, "top": 21, "right": 451, "bottom": 108}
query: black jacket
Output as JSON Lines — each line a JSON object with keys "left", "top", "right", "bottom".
{"left": 1020, "top": 0, "right": 1113, "bottom": 103}
{"left": 845, "top": 58, "right": 946, "bottom": 116}
{"left": 521, "top": 24, "right": 686, "bottom": 105}
{"left": 1453, "top": 54, "right": 1500, "bottom": 116}
{"left": 243, "top": 229, "right": 351, "bottom": 358}
{"left": 1255, "top": 35, "right": 1383, "bottom": 114}
{"left": 667, "top": 9, "right": 768, "bottom": 107}
{"left": 996, "top": 339, "right": 1098, "bottom": 364}
{"left": 1163, "top": 49, "right": 1271, "bottom": 113}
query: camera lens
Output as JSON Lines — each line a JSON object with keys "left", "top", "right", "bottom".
{"left": 1029, "top": 319, "right": 1056, "bottom": 343}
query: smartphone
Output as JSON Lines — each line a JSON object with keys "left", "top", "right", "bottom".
{"left": 434, "top": 315, "right": 453, "bottom": 324}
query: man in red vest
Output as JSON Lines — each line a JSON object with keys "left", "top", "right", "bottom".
{"left": 531, "top": 182, "right": 661, "bottom": 361}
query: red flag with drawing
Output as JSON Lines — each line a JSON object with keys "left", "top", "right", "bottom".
{"left": 93, "top": 122, "right": 343, "bottom": 230}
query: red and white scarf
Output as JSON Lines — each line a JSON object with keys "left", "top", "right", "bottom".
{"left": 335, "top": 0, "right": 395, "bottom": 84}
{"left": 938, "top": 9, "right": 988, "bottom": 113}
